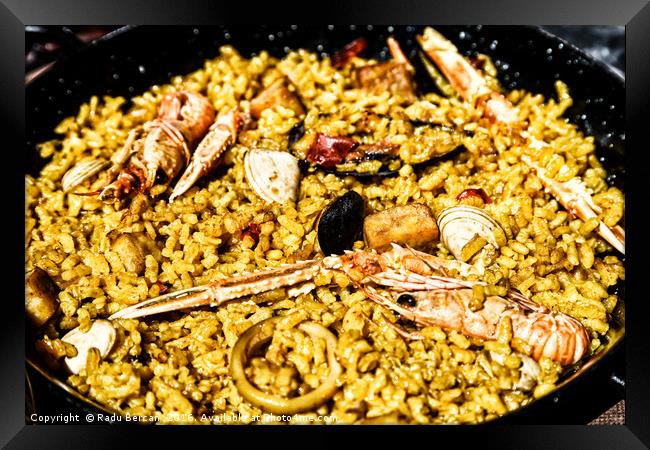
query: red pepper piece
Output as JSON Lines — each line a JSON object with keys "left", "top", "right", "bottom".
{"left": 456, "top": 188, "right": 492, "bottom": 204}
{"left": 156, "top": 282, "right": 169, "bottom": 294}
{"left": 306, "top": 133, "right": 359, "bottom": 168}
{"left": 331, "top": 37, "right": 368, "bottom": 69}
{"left": 240, "top": 223, "right": 261, "bottom": 245}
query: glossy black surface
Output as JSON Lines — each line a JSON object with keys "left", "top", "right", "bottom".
{"left": 26, "top": 25, "right": 625, "bottom": 424}
{"left": 317, "top": 191, "right": 366, "bottom": 256}
{"left": 542, "top": 26, "right": 625, "bottom": 74}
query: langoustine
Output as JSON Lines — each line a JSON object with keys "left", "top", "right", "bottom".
{"left": 98, "top": 91, "right": 215, "bottom": 202}
{"left": 109, "top": 243, "right": 589, "bottom": 366}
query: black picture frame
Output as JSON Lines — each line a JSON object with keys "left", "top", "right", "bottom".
{"left": 6, "top": 0, "right": 650, "bottom": 448}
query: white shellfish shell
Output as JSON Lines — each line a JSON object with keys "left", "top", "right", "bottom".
{"left": 437, "top": 205, "right": 505, "bottom": 261}
{"left": 61, "top": 319, "right": 116, "bottom": 375}
{"left": 244, "top": 149, "right": 300, "bottom": 204}
{"left": 61, "top": 159, "right": 109, "bottom": 192}
{"left": 490, "top": 351, "right": 540, "bottom": 391}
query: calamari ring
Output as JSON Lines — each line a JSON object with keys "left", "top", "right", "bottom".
{"left": 229, "top": 317, "right": 341, "bottom": 415}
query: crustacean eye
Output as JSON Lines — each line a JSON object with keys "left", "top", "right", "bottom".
{"left": 397, "top": 294, "right": 417, "bottom": 307}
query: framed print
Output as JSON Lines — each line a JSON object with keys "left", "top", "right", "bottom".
{"left": 5, "top": 0, "right": 650, "bottom": 448}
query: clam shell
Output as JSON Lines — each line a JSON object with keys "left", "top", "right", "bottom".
{"left": 437, "top": 205, "right": 506, "bottom": 261}
{"left": 61, "top": 320, "right": 116, "bottom": 375}
{"left": 244, "top": 149, "right": 300, "bottom": 204}
{"left": 490, "top": 351, "right": 540, "bottom": 392}
{"left": 61, "top": 159, "right": 109, "bottom": 192}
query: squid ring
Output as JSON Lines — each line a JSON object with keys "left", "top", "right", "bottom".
{"left": 230, "top": 317, "right": 342, "bottom": 415}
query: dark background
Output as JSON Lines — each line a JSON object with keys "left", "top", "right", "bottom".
{"left": 24, "top": 25, "right": 626, "bottom": 426}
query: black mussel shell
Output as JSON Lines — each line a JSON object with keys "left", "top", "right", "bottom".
{"left": 317, "top": 191, "right": 365, "bottom": 256}
{"left": 326, "top": 167, "right": 400, "bottom": 178}
{"left": 288, "top": 121, "right": 305, "bottom": 150}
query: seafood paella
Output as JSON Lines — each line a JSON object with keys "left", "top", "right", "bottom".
{"left": 25, "top": 27, "right": 625, "bottom": 424}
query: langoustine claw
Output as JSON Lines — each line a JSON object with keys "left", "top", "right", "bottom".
{"left": 169, "top": 108, "right": 245, "bottom": 201}
{"left": 521, "top": 155, "right": 625, "bottom": 254}
{"left": 417, "top": 27, "right": 519, "bottom": 124}
{"left": 386, "top": 36, "right": 414, "bottom": 70}
{"left": 108, "top": 243, "right": 588, "bottom": 365}
{"left": 108, "top": 258, "right": 324, "bottom": 319}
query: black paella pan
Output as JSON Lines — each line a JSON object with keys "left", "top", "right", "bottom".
{"left": 25, "top": 25, "right": 625, "bottom": 424}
